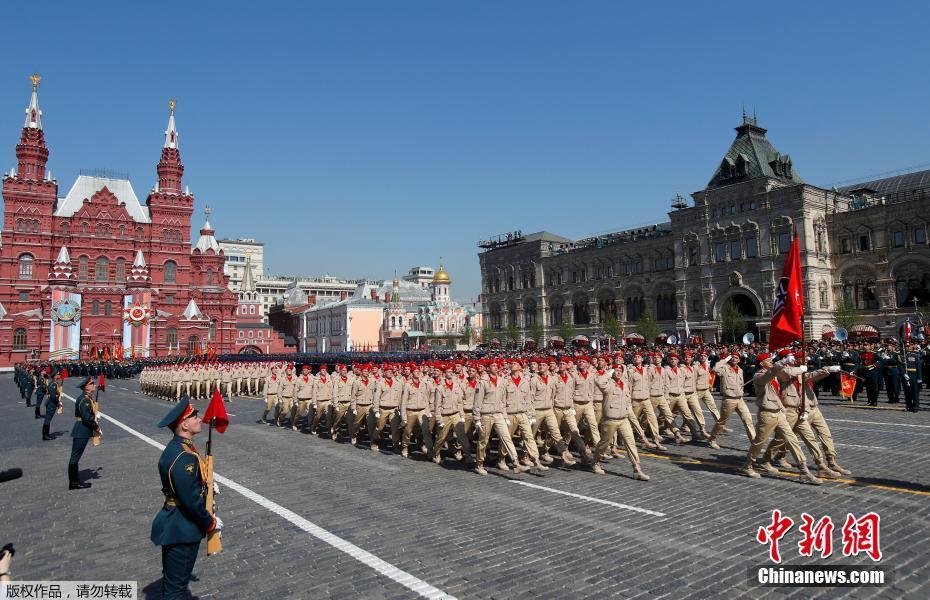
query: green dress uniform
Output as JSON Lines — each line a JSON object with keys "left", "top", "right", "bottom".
{"left": 69, "top": 378, "right": 99, "bottom": 489}
{"left": 151, "top": 399, "right": 218, "bottom": 600}
{"left": 43, "top": 378, "right": 62, "bottom": 440}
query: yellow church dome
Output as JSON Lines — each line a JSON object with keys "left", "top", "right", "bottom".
{"left": 432, "top": 262, "right": 451, "bottom": 285}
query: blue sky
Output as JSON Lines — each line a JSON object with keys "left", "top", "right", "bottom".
{"left": 3, "top": 1, "right": 929, "bottom": 299}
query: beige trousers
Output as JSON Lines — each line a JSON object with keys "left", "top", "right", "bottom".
{"left": 476, "top": 414, "right": 519, "bottom": 464}
{"left": 710, "top": 397, "right": 756, "bottom": 442}
{"left": 574, "top": 402, "right": 601, "bottom": 446}
{"left": 594, "top": 418, "right": 639, "bottom": 467}
{"left": 748, "top": 410, "right": 806, "bottom": 466}
{"left": 432, "top": 413, "right": 472, "bottom": 457}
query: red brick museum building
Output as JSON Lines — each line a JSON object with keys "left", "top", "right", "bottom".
{"left": 0, "top": 76, "right": 285, "bottom": 366}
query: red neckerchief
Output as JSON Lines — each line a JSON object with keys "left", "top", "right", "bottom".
{"left": 302, "top": 375, "right": 309, "bottom": 382}
{"left": 792, "top": 378, "right": 813, "bottom": 393}
{"left": 468, "top": 379, "right": 478, "bottom": 389}
{"left": 654, "top": 366, "right": 662, "bottom": 374}
{"left": 615, "top": 380, "right": 625, "bottom": 389}
{"left": 412, "top": 381, "right": 420, "bottom": 389}
{"left": 445, "top": 380, "right": 454, "bottom": 390}
{"left": 731, "top": 365, "right": 740, "bottom": 373}
{"left": 636, "top": 366, "right": 644, "bottom": 374}
{"left": 341, "top": 376, "right": 347, "bottom": 383}
{"left": 685, "top": 366, "right": 693, "bottom": 373}
{"left": 362, "top": 378, "right": 369, "bottom": 386}
{"left": 320, "top": 375, "right": 327, "bottom": 383}
{"left": 511, "top": 376, "right": 521, "bottom": 386}
{"left": 579, "top": 371, "right": 588, "bottom": 380}
{"left": 670, "top": 367, "right": 678, "bottom": 374}
{"left": 597, "top": 369, "right": 606, "bottom": 376}
{"left": 770, "top": 378, "right": 780, "bottom": 393}
{"left": 489, "top": 376, "right": 498, "bottom": 386}
{"left": 385, "top": 378, "right": 393, "bottom": 387}
{"left": 540, "top": 375, "right": 548, "bottom": 384}
{"left": 560, "top": 373, "right": 569, "bottom": 383}
{"left": 271, "top": 375, "right": 277, "bottom": 381}
{"left": 458, "top": 373, "right": 466, "bottom": 380}
{"left": 286, "top": 375, "right": 293, "bottom": 381}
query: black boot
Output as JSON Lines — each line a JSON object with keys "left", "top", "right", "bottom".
{"left": 26, "top": 397, "right": 32, "bottom": 407}
{"left": 42, "top": 423, "right": 54, "bottom": 441}
{"left": 35, "top": 406, "right": 42, "bottom": 419}
{"left": 68, "top": 464, "right": 91, "bottom": 490}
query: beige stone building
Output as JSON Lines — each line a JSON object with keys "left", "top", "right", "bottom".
{"left": 478, "top": 116, "right": 930, "bottom": 343}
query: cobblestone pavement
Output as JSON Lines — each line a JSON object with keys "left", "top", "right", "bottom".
{"left": 1, "top": 375, "right": 928, "bottom": 599}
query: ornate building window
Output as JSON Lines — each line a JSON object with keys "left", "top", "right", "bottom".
{"left": 729, "top": 240, "right": 741, "bottom": 260}
{"left": 164, "top": 261, "right": 177, "bottom": 284}
{"left": 61, "top": 222, "right": 69, "bottom": 235}
{"left": 12, "top": 328, "right": 27, "bottom": 351}
{"left": 858, "top": 234, "right": 871, "bottom": 252}
{"left": 746, "top": 237, "right": 758, "bottom": 258}
{"left": 915, "top": 228, "right": 927, "bottom": 245}
{"left": 115, "top": 258, "right": 125, "bottom": 281}
{"left": 104, "top": 300, "right": 113, "bottom": 316}
{"left": 819, "top": 281, "right": 829, "bottom": 309}
{"left": 95, "top": 257, "right": 109, "bottom": 281}
{"left": 79, "top": 256, "right": 88, "bottom": 280}
{"left": 91, "top": 300, "right": 100, "bottom": 315}
{"left": 18, "top": 254, "right": 34, "bottom": 279}
{"left": 188, "top": 335, "right": 199, "bottom": 355}
{"left": 166, "top": 328, "right": 177, "bottom": 348}
{"left": 715, "top": 242, "right": 726, "bottom": 262}
{"left": 778, "top": 232, "right": 791, "bottom": 254}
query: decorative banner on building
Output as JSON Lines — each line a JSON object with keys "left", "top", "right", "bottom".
{"left": 122, "top": 293, "right": 152, "bottom": 358}
{"left": 49, "top": 289, "right": 82, "bottom": 360}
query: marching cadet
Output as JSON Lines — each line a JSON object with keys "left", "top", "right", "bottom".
{"left": 695, "top": 351, "right": 725, "bottom": 431}
{"left": 275, "top": 365, "right": 297, "bottom": 427}
{"left": 310, "top": 365, "right": 335, "bottom": 434}
{"left": 742, "top": 353, "right": 821, "bottom": 485}
{"left": 503, "top": 360, "right": 547, "bottom": 471}
{"left": 233, "top": 362, "right": 245, "bottom": 397}
{"left": 903, "top": 340, "right": 923, "bottom": 412}
{"left": 762, "top": 350, "right": 842, "bottom": 478}
{"left": 707, "top": 353, "right": 756, "bottom": 449}
{"left": 572, "top": 357, "right": 601, "bottom": 450}
{"left": 529, "top": 360, "right": 576, "bottom": 466}
{"left": 257, "top": 365, "right": 280, "bottom": 424}
{"left": 551, "top": 358, "right": 592, "bottom": 460}
{"left": 591, "top": 356, "right": 612, "bottom": 425}
{"left": 170, "top": 367, "right": 183, "bottom": 403}
{"left": 370, "top": 365, "right": 402, "bottom": 451}
{"left": 42, "top": 370, "right": 64, "bottom": 441}
{"left": 429, "top": 365, "right": 473, "bottom": 465}
{"left": 293, "top": 365, "right": 314, "bottom": 432}
{"left": 220, "top": 365, "right": 233, "bottom": 398}
{"left": 663, "top": 354, "right": 707, "bottom": 442}
{"left": 330, "top": 364, "right": 354, "bottom": 441}
{"left": 628, "top": 353, "right": 662, "bottom": 450}
{"left": 69, "top": 377, "right": 100, "bottom": 490}
{"left": 151, "top": 398, "right": 222, "bottom": 600}
{"left": 348, "top": 364, "right": 375, "bottom": 445}
{"left": 592, "top": 368, "right": 650, "bottom": 480}
{"left": 398, "top": 366, "right": 433, "bottom": 457}
{"left": 473, "top": 361, "right": 528, "bottom": 475}
{"left": 648, "top": 352, "right": 686, "bottom": 444}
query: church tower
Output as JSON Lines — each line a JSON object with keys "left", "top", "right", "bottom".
{"left": 237, "top": 252, "right": 262, "bottom": 324}
{"left": 146, "top": 99, "right": 194, "bottom": 244}
{"left": 431, "top": 260, "right": 452, "bottom": 306}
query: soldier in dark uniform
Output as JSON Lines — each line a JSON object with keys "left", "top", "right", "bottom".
{"left": 43, "top": 371, "right": 64, "bottom": 440}
{"left": 151, "top": 398, "right": 222, "bottom": 599}
{"left": 69, "top": 377, "right": 100, "bottom": 489}
{"left": 881, "top": 342, "right": 903, "bottom": 403}
{"left": 23, "top": 367, "right": 36, "bottom": 407}
{"left": 858, "top": 347, "right": 882, "bottom": 406}
{"left": 34, "top": 370, "right": 49, "bottom": 419}
{"left": 903, "top": 341, "right": 923, "bottom": 412}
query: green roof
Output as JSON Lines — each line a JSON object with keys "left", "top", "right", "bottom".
{"left": 706, "top": 116, "right": 803, "bottom": 190}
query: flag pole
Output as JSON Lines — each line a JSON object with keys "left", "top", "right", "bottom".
{"left": 796, "top": 228, "right": 808, "bottom": 417}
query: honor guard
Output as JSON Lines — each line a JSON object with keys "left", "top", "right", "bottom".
{"left": 151, "top": 398, "right": 222, "bottom": 600}
{"left": 42, "top": 371, "right": 64, "bottom": 441}
{"left": 69, "top": 377, "right": 100, "bottom": 490}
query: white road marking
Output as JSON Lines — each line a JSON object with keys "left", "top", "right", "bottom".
{"left": 829, "top": 418, "right": 930, "bottom": 429}
{"left": 831, "top": 426, "right": 930, "bottom": 437}
{"left": 61, "top": 393, "right": 455, "bottom": 600}
{"left": 510, "top": 480, "right": 666, "bottom": 517}
{"left": 834, "top": 443, "right": 888, "bottom": 450}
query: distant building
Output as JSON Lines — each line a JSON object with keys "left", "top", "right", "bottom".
{"left": 217, "top": 238, "right": 264, "bottom": 290}
{"left": 403, "top": 265, "right": 435, "bottom": 289}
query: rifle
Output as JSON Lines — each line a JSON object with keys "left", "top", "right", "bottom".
{"left": 205, "top": 417, "right": 223, "bottom": 555}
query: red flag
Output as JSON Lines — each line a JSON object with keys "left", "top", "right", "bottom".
{"left": 62, "top": 368, "right": 69, "bottom": 379}
{"left": 769, "top": 236, "right": 804, "bottom": 350}
{"left": 839, "top": 373, "right": 856, "bottom": 398}
{"left": 98, "top": 374, "right": 106, "bottom": 391}
{"left": 202, "top": 389, "right": 229, "bottom": 433}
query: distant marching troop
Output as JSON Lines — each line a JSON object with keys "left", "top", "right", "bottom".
{"left": 131, "top": 349, "right": 858, "bottom": 485}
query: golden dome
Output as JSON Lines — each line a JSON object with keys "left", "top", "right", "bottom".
{"left": 432, "top": 261, "right": 451, "bottom": 285}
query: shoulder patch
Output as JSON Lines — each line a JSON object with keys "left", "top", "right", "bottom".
{"left": 185, "top": 463, "right": 195, "bottom": 474}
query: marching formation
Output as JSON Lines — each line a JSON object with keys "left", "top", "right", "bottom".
{"left": 134, "top": 347, "right": 859, "bottom": 484}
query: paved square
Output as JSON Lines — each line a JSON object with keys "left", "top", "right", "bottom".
{"left": 2, "top": 375, "right": 928, "bottom": 599}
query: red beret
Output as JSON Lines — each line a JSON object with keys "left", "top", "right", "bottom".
{"left": 777, "top": 348, "right": 792, "bottom": 358}
{"left": 757, "top": 353, "right": 771, "bottom": 362}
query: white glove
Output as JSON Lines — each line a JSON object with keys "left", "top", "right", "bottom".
{"left": 351, "top": 408, "right": 357, "bottom": 415}
{"left": 374, "top": 411, "right": 381, "bottom": 419}
{"left": 904, "top": 374, "right": 910, "bottom": 382}
{"left": 569, "top": 408, "right": 576, "bottom": 416}
{"left": 827, "top": 365, "right": 841, "bottom": 373}
{"left": 474, "top": 419, "right": 483, "bottom": 429}
{"left": 529, "top": 418, "right": 537, "bottom": 426}
{"left": 783, "top": 354, "right": 796, "bottom": 365}
{"left": 505, "top": 419, "right": 511, "bottom": 427}
{"left": 213, "top": 516, "right": 224, "bottom": 531}
{"left": 797, "top": 365, "right": 808, "bottom": 374}
{"left": 401, "top": 419, "right": 408, "bottom": 426}
{"left": 213, "top": 481, "right": 220, "bottom": 495}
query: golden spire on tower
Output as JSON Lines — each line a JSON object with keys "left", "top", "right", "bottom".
{"left": 30, "top": 74, "right": 41, "bottom": 90}
{"left": 168, "top": 98, "right": 176, "bottom": 112}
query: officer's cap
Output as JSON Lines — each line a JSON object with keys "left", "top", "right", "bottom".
{"left": 158, "top": 396, "right": 199, "bottom": 430}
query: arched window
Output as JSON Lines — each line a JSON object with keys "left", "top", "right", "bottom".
{"left": 78, "top": 256, "right": 88, "bottom": 280}
{"left": 118, "top": 224, "right": 125, "bottom": 238}
{"left": 207, "top": 268, "right": 215, "bottom": 285}
{"left": 164, "top": 261, "right": 177, "bottom": 284}
{"left": 398, "top": 317, "right": 404, "bottom": 328}
{"left": 115, "top": 257, "right": 125, "bottom": 281}
{"left": 91, "top": 300, "right": 100, "bottom": 315}
{"left": 82, "top": 222, "right": 89, "bottom": 235}
{"left": 166, "top": 328, "right": 177, "bottom": 348}
{"left": 12, "top": 328, "right": 27, "bottom": 351}
{"left": 18, "top": 254, "right": 34, "bottom": 279}
{"left": 104, "top": 300, "right": 112, "bottom": 316}
{"left": 61, "top": 222, "right": 69, "bottom": 235}
{"left": 188, "top": 335, "right": 199, "bottom": 355}
{"left": 95, "top": 257, "right": 109, "bottom": 281}
{"left": 136, "top": 227, "right": 144, "bottom": 240}
{"left": 209, "top": 320, "right": 217, "bottom": 341}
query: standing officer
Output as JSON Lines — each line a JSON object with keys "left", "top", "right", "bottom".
{"left": 903, "top": 340, "right": 923, "bottom": 412}
{"left": 42, "top": 370, "right": 64, "bottom": 441}
{"left": 882, "top": 342, "right": 904, "bottom": 403}
{"left": 69, "top": 377, "right": 100, "bottom": 490}
{"left": 151, "top": 398, "right": 222, "bottom": 600}
{"left": 858, "top": 345, "right": 882, "bottom": 406}
{"left": 34, "top": 369, "right": 49, "bottom": 419}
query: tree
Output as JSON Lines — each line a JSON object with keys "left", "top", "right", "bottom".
{"left": 832, "top": 296, "right": 863, "bottom": 332}
{"left": 504, "top": 322, "right": 521, "bottom": 345}
{"left": 481, "top": 324, "right": 495, "bottom": 344}
{"left": 557, "top": 320, "right": 576, "bottom": 342}
{"left": 527, "top": 321, "right": 544, "bottom": 346}
{"left": 721, "top": 300, "right": 747, "bottom": 343}
{"left": 603, "top": 315, "right": 622, "bottom": 341}
{"left": 460, "top": 324, "right": 473, "bottom": 349}
{"left": 635, "top": 307, "right": 660, "bottom": 342}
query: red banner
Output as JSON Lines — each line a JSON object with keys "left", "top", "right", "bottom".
{"left": 769, "top": 236, "right": 804, "bottom": 350}
{"left": 839, "top": 373, "right": 856, "bottom": 398}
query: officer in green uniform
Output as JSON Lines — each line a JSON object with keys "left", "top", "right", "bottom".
{"left": 151, "top": 398, "right": 222, "bottom": 600}
{"left": 35, "top": 370, "right": 49, "bottom": 419}
{"left": 43, "top": 371, "right": 63, "bottom": 441}
{"left": 69, "top": 377, "right": 100, "bottom": 490}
